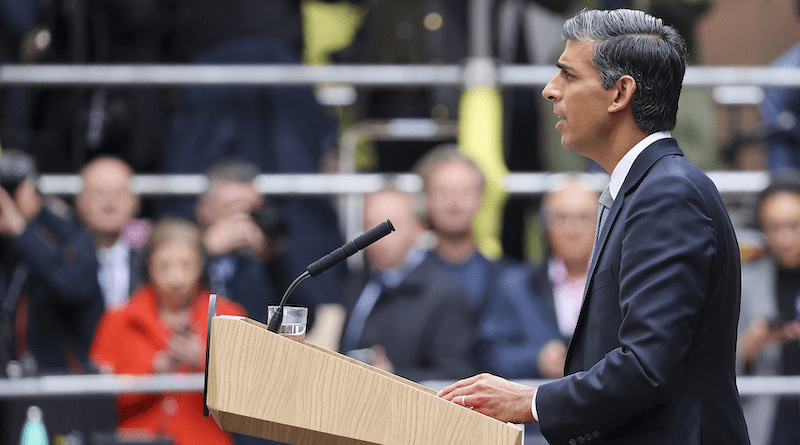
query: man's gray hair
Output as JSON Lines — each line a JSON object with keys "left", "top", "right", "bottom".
{"left": 562, "top": 8, "right": 687, "bottom": 134}
{"left": 413, "top": 143, "right": 486, "bottom": 194}
{"left": 201, "top": 158, "right": 260, "bottom": 201}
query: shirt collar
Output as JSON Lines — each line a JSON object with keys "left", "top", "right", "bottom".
{"left": 380, "top": 246, "right": 426, "bottom": 288}
{"left": 608, "top": 131, "right": 672, "bottom": 200}
{"left": 98, "top": 237, "right": 131, "bottom": 263}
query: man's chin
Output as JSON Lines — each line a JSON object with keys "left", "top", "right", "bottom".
{"left": 435, "top": 227, "right": 472, "bottom": 239}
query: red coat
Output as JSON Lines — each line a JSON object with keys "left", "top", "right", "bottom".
{"left": 91, "top": 284, "right": 246, "bottom": 445}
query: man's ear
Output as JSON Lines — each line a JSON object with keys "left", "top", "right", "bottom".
{"left": 608, "top": 75, "right": 636, "bottom": 113}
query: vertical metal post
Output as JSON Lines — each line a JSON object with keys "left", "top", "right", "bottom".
{"left": 469, "top": 0, "right": 494, "bottom": 59}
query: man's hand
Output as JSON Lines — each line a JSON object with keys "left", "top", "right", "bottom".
{"left": 437, "top": 373, "right": 538, "bottom": 424}
{"left": 368, "top": 345, "right": 394, "bottom": 373}
{"left": 740, "top": 318, "right": 786, "bottom": 365}
{"left": 538, "top": 339, "right": 567, "bottom": 379}
{"left": 203, "top": 213, "right": 268, "bottom": 258}
{"left": 0, "top": 186, "right": 28, "bottom": 236}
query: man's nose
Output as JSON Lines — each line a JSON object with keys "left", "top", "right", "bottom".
{"left": 542, "top": 76, "right": 559, "bottom": 102}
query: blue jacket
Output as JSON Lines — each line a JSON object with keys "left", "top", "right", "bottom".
{"left": 475, "top": 261, "right": 561, "bottom": 378}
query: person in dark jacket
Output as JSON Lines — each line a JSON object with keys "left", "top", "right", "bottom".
{"left": 195, "top": 159, "right": 280, "bottom": 324}
{"left": 338, "top": 186, "right": 475, "bottom": 382}
{"left": 0, "top": 149, "right": 103, "bottom": 375}
{"left": 77, "top": 156, "right": 147, "bottom": 310}
{"left": 476, "top": 178, "right": 599, "bottom": 380}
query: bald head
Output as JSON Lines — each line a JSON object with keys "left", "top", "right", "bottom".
{"left": 363, "top": 188, "right": 424, "bottom": 272}
{"left": 77, "top": 157, "right": 139, "bottom": 247}
{"left": 543, "top": 179, "right": 600, "bottom": 268}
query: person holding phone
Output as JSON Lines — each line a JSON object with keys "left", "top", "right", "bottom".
{"left": 739, "top": 173, "right": 800, "bottom": 445}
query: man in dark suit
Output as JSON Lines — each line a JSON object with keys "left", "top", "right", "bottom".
{"left": 77, "top": 156, "right": 147, "bottom": 309}
{"left": 338, "top": 186, "right": 476, "bottom": 382}
{"left": 195, "top": 159, "right": 280, "bottom": 324}
{"left": 438, "top": 8, "right": 751, "bottom": 445}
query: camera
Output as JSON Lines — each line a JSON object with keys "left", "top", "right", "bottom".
{"left": 250, "top": 204, "right": 287, "bottom": 241}
{"left": 0, "top": 149, "right": 37, "bottom": 194}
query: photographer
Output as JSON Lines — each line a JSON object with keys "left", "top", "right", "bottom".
{"left": 0, "top": 149, "right": 103, "bottom": 375}
{"left": 195, "top": 159, "right": 284, "bottom": 324}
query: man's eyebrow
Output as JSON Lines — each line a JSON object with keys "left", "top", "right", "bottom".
{"left": 556, "top": 62, "right": 571, "bottom": 70}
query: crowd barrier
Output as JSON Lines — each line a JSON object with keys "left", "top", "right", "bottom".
{"left": 1, "top": 372, "right": 798, "bottom": 398}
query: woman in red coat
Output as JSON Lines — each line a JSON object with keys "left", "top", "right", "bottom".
{"left": 91, "top": 218, "right": 246, "bottom": 445}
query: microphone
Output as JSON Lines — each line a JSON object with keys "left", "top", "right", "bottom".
{"left": 267, "top": 219, "right": 395, "bottom": 333}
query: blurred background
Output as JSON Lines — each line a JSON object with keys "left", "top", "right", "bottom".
{"left": 2, "top": 0, "right": 800, "bottom": 444}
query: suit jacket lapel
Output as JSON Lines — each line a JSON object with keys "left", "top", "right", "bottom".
{"left": 566, "top": 139, "right": 684, "bottom": 370}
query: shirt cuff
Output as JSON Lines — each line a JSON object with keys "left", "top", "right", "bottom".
{"left": 531, "top": 387, "right": 539, "bottom": 422}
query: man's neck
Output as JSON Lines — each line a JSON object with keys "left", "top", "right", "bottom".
{"left": 562, "top": 256, "right": 589, "bottom": 280}
{"left": 436, "top": 233, "right": 478, "bottom": 264}
{"left": 95, "top": 232, "right": 122, "bottom": 249}
{"left": 594, "top": 120, "right": 649, "bottom": 174}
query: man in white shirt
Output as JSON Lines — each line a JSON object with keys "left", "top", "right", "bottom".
{"left": 77, "top": 156, "right": 145, "bottom": 309}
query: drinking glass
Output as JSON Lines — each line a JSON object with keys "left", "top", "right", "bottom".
{"left": 267, "top": 306, "right": 308, "bottom": 342}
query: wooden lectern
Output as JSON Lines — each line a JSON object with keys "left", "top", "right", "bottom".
{"left": 204, "top": 315, "right": 524, "bottom": 445}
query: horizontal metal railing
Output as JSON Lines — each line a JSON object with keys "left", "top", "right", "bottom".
{"left": 0, "top": 373, "right": 797, "bottom": 398}
{"left": 36, "top": 170, "right": 768, "bottom": 250}
{"left": 36, "top": 170, "right": 767, "bottom": 197}
{"left": 2, "top": 64, "right": 800, "bottom": 88}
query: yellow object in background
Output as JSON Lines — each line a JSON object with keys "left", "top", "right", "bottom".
{"left": 458, "top": 87, "right": 508, "bottom": 259}
{"left": 302, "top": 0, "right": 366, "bottom": 66}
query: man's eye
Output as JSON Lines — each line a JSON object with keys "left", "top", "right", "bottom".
{"left": 564, "top": 71, "right": 573, "bottom": 79}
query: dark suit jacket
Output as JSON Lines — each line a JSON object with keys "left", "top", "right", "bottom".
{"left": 339, "top": 254, "right": 476, "bottom": 382}
{"left": 536, "top": 139, "right": 750, "bottom": 445}
{"left": 127, "top": 246, "right": 146, "bottom": 298}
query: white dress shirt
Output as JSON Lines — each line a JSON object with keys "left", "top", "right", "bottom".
{"left": 97, "top": 238, "right": 132, "bottom": 309}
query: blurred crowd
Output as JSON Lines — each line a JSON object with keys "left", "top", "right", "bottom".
{"left": 1, "top": 0, "right": 800, "bottom": 445}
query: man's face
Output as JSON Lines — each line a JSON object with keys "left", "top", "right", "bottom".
{"left": 760, "top": 192, "right": 800, "bottom": 269}
{"left": 426, "top": 160, "right": 483, "bottom": 237}
{"left": 77, "top": 160, "right": 138, "bottom": 236}
{"left": 363, "top": 190, "right": 422, "bottom": 271}
{"left": 545, "top": 183, "right": 599, "bottom": 266}
{"left": 542, "top": 39, "right": 616, "bottom": 158}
